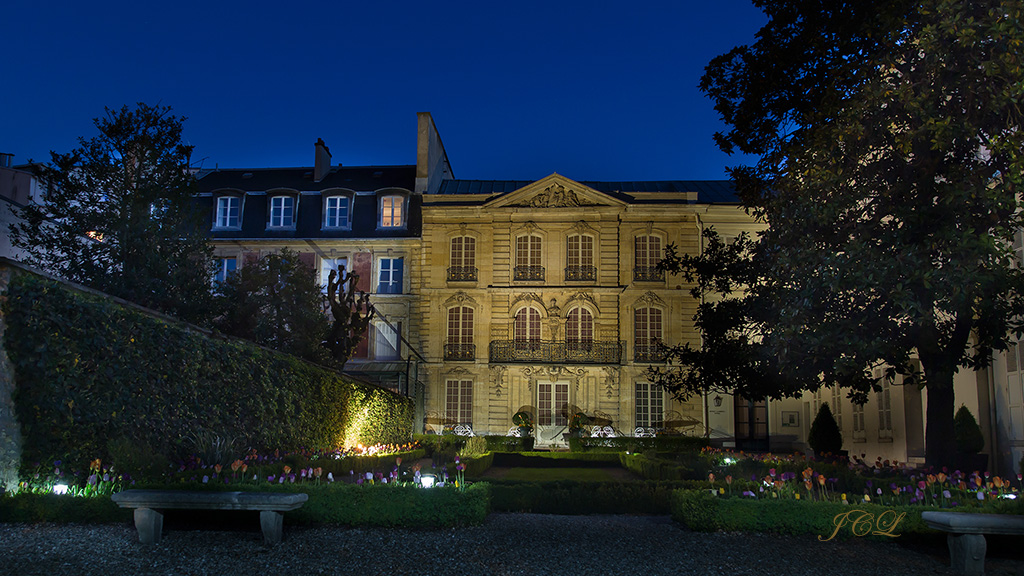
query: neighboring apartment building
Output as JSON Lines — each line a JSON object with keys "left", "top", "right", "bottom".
{"left": 0, "top": 154, "right": 44, "bottom": 261}
{"left": 194, "top": 137, "right": 426, "bottom": 397}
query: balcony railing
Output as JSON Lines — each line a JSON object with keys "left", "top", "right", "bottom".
{"left": 633, "top": 266, "right": 665, "bottom": 282}
{"left": 447, "top": 266, "right": 478, "bottom": 282}
{"left": 444, "top": 343, "right": 476, "bottom": 361}
{"left": 513, "top": 265, "right": 545, "bottom": 281}
{"left": 489, "top": 340, "right": 623, "bottom": 364}
{"left": 565, "top": 265, "right": 597, "bottom": 281}
{"left": 634, "top": 344, "right": 667, "bottom": 363}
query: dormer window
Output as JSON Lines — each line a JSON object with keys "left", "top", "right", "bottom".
{"left": 324, "top": 195, "right": 351, "bottom": 229}
{"left": 214, "top": 196, "right": 241, "bottom": 229}
{"left": 380, "top": 195, "right": 404, "bottom": 228}
{"left": 268, "top": 195, "right": 296, "bottom": 229}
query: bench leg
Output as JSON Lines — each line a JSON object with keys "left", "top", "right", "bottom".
{"left": 948, "top": 533, "right": 986, "bottom": 576}
{"left": 133, "top": 508, "right": 164, "bottom": 545}
{"left": 260, "top": 510, "right": 284, "bottom": 545}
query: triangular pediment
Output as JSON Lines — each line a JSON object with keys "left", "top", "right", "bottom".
{"left": 485, "top": 173, "right": 625, "bottom": 209}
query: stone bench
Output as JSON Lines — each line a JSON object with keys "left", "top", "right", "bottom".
{"left": 921, "top": 511, "right": 1024, "bottom": 575}
{"left": 111, "top": 489, "right": 309, "bottom": 545}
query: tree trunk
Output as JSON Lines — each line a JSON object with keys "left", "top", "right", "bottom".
{"left": 921, "top": 362, "right": 957, "bottom": 469}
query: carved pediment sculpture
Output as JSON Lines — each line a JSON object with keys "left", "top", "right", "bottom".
{"left": 510, "top": 184, "right": 600, "bottom": 208}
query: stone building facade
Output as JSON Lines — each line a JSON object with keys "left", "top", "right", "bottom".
{"left": 415, "top": 173, "right": 753, "bottom": 446}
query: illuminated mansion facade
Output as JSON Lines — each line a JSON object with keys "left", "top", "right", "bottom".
{"left": 194, "top": 113, "right": 1019, "bottom": 468}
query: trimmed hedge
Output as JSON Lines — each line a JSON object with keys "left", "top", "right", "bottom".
{"left": 670, "top": 489, "right": 986, "bottom": 538}
{"left": 569, "top": 436, "right": 709, "bottom": 453}
{"left": 3, "top": 271, "right": 413, "bottom": 475}
{"left": 488, "top": 480, "right": 683, "bottom": 514}
{"left": 0, "top": 493, "right": 131, "bottom": 523}
{"left": 0, "top": 482, "right": 489, "bottom": 527}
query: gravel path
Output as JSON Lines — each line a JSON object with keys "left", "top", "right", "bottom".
{"left": 1, "top": 514, "right": 1022, "bottom": 576}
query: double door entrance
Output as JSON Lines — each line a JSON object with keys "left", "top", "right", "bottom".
{"left": 535, "top": 380, "right": 569, "bottom": 447}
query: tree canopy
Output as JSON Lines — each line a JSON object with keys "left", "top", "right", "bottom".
{"left": 214, "top": 249, "right": 332, "bottom": 365}
{"left": 10, "top": 103, "right": 216, "bottom": 324}
{"left": 671, "top": 0, "right": 1024, "bottom": 466}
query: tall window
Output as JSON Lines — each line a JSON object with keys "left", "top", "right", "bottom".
{"left": 514, "top": 235, "right": 544, "bottom": 280}
{"left": 449, "top": 236, "right": 477, "bottom": 281}
{"left": 566, "top": 307, "right": 594, "bottom": 346}
{"left": 446, "top": 306, "right": 474, "bottom": 360}
{"left": 324, "top": 196, "right": 350, "bottom": 229}
{"left": 635, "top": 382, "right": 664, "bottom": 428}
{"left": 215, "top": 196, "right": 240, "bottom": 228}
{"left": 269, "top": 196, "right": 295, "bottom": 228}
{"left": 852, "top": 398, "right": 866, "bottom": 442}
{"left": 634, "top": 235, "right": 664, "bottom": 281}
{"left": 320, "top": 258, "right": 348, "bottom": 294}
{"left": 514, "top": 307, "right": 542, "bottom": 342}
{"left": 566, "top": 234, "right": 595, "bottom": 281}
{"left": 380, "top": 195, "right": 403, "bottom": 227}
{"left": 374, "top": 321, "right": 400, "bottom": 360}
{"left": 877, "top": 379, "right": 893, "bottom": 440}
{"left": 446, "top": 379, "right": 473, "bottom": 426}
{"left": 830, "top": 386, "right": 844, "bottom": 431}
{"left": 377, "top": 258, "right": 403, "bottom": 294}
{"left": 213, "top": 257, "right": 236, "bottom": 284}
{"left": 634, "top": 307, "right": 663, "bottom": 362}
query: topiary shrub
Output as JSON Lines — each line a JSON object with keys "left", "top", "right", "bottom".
{"left": 808, "top": 402, "right": 843, "bottom": 456}
{"left": 953, "top": 405, "right": 985, "bottom": 454}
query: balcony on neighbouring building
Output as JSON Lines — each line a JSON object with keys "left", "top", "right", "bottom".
{"left": 444, "top": 343, "right": 476, "bottom": 361}
{"left": 564, "top": 265, "right": 597, "bottom": 281}
{"left": 633, "top": 266, "right": 665, "bottom": 281}
{"left": 447, "top": 266, "right": 478, "bottom": 282}
{"left": 489, "top": 340, "right": 623, "bottom": 364}
{"left": 513, "top": 265, "right": 545, "bottom": 281}
{"left": 633, "top": 343, "right": 667, "bottom": 363}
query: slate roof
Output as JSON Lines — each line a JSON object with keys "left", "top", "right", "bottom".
{"left": 434, "top": 179, "right": 739, "bottom": 203}
{"left": 195, "top": 165, "right": 420, "bottom": 240}
{"left": 196, "top": 165, "right": 416, "bottom": 193}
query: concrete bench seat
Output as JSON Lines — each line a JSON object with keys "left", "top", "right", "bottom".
{"left": 921, "top": 511, "right": 1024, "bottom": 575}
{"left": 111, "top": 489, "right": 309, "bottom": 545}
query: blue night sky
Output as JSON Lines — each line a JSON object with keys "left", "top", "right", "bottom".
{"left": 3, "top": 1, "right": 766, "bottom": 182}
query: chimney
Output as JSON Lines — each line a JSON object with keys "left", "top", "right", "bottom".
{"left": 0, "top": 153, "right": 12, "bottom": 168}
{"left": 314, "top": 138, "right": 332, "bottom": 182}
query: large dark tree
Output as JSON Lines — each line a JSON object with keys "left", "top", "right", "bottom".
{"left": 690, "top": 0, "right": 1024, "bottom": 466}
{"left": 214, "top": 249, "right": 332, "bottom": 365}
{"left": 10, "top": 103, "right": 216, "bottom": 324}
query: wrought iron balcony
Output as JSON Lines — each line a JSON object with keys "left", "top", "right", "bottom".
{"left": 513, "top": 265, "right": 545, "bottom": 281}
{"left": 634, "top": 343, "right": 667, "bottom": 363}
{"left": 489, "top": 340, "right": 623, "bottom": 364}
{"left": 565, "top": 265, "right": 597, "bottom": 281}
{"left": 444, "top": 343, "right": 476, "bottom": 361}
{"left": 633, "top": 266, "right": 665, "bottom": 282}
{"left": 447, "top": 266, "right": 478, "bottom": 282}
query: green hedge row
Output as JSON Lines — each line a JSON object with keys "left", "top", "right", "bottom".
{"left": 487, "top": 480, "right": 685, "bottom": 514}
{"left": 569, "top": 436, "right": 709, "bottom": 453}
{"left": 671, "top": 489, "right": 941, "bottom": 538}
{"left": 3, "top": 271, "right": 413, "bottom": 474}
{"left": 0, "top": 482, "right": 489, "bottom": 527}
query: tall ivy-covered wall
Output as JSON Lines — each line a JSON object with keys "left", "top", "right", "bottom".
{"left": 0, "top": 263, "right": 413, "bottom": 479}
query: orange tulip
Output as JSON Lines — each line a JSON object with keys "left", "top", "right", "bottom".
{"left": 818, "top": 475, "right": 826, "bottom": 486}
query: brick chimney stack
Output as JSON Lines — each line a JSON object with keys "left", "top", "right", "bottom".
{"left": 314, "top": 138, "right": 332, "bottom": 182}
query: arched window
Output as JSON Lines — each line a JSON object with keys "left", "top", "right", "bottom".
{"left": 323, "top": 195, "right": 352, "bottom": 229}
{"left": 514, "top": 235, "right": 544, "bottom": 280}
{"left": 566, "top": 307, "right": 594, "bottom": 358}
{"left": 566, "top": 234, "right": 596, "bottom": 281}
{"left": 634, "top": 235, "right": 665, "bottom": 281}
{"left": 449, "top": 236, "right": 477, "bottom": 281}
{"left": 634, "top": 307, "right": 664, "bottom": 362}
{"left": 268, "top": 195, "right": 297, "bottom": 229}
{"left": 514, "top": 306, "right": 542, "bottom": 342}
{"left": 445, "top": 306, "right": 475, "bottom": 360}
